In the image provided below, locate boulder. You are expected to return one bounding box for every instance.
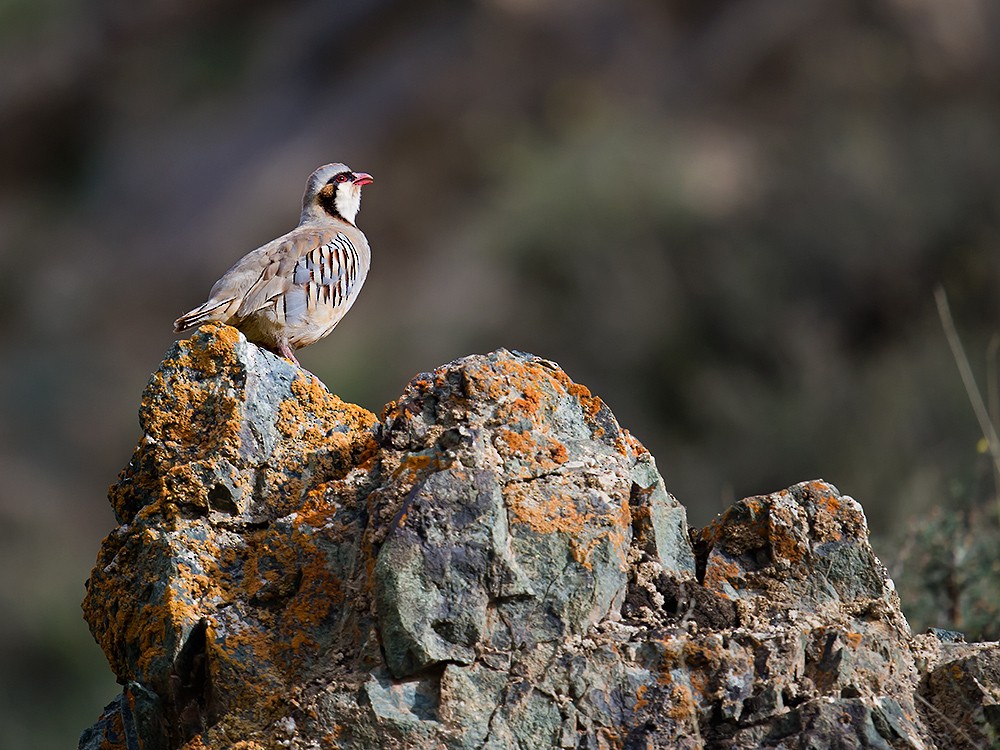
[81,325,1000,749]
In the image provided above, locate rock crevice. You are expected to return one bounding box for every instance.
[81,325,1000,749]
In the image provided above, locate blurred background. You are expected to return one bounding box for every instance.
[2,0,1000,746]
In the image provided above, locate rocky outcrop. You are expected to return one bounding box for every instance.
[81,325,1000,749]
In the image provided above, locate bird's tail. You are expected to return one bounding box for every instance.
[173,299,231,332]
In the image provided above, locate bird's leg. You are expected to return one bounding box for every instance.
[277,342,299,366]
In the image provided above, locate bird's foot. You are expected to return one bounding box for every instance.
[277,343,300,366]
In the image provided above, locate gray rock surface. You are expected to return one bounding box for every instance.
[82,325,1000,749]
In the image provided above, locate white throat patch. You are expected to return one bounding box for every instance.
[335,186,362,224]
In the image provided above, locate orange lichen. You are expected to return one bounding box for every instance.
[321,727,344,747]
[296,487,361,534]
[158,325,243,383]
[768,515,807,566]
[287,551,340,627]
[622,428,648,457]
[496,426,571,478]
[549,442,569,464]
[497,427,537,458]
[139,327,251,460]
[702,558,742,592]
[844,632,863,649]
[565,381,603,419]
[213,622,279,684]
[510,387,544,415]
[506,483,630,570]
[276,373,377,445]
[666,683,698,721]
[398,453,438,476]
[634,683,649,713]
[142,370,242,456]
[683,639,723,670]
[175,561,223,604]
[570,537,601,570]
[507,487,594,537]
[812,493,849,543]
[804,479,833,496]
[481,356,628,452]
[187,324,242,371]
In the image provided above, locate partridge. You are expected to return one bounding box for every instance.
[174,163,373,365]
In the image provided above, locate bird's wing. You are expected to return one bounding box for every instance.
[233,225,365,322]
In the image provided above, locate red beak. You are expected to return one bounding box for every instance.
[352,172,374,186]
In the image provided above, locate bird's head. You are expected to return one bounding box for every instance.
[301,162,374,226]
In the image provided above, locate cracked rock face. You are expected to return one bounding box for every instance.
[81,326,1000,749]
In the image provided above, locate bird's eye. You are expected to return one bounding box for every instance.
[334,173,351,183]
